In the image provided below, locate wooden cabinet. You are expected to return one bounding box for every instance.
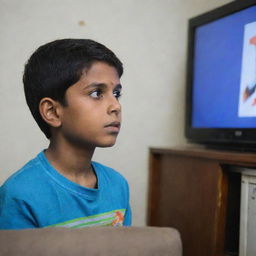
[147,147,256,256]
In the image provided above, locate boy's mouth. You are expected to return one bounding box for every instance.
[104,121,121,133]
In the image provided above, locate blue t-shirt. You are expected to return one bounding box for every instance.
[0,151,131,229]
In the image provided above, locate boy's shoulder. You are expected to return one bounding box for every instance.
[0,152,46,198]
[0,154,129,199]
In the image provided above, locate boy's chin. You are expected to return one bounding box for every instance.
[98,142,116,148]
[97,139,117,148]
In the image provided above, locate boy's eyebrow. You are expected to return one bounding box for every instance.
[83,82,122,90]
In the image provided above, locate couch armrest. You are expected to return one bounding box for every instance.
[0,226,182,256]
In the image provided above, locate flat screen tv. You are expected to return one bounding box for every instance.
[185,0,256,150]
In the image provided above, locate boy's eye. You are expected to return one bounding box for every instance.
[90,90,103,99]
[113,90,122,99]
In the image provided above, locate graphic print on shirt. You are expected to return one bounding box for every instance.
[47,209,126,228]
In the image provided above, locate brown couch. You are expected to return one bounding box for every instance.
[0,226,182,256]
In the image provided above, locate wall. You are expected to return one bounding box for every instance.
[0,0,233,226]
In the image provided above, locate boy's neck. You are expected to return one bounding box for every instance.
[44,138,97,188]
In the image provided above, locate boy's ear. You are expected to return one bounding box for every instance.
[39,97,62,128]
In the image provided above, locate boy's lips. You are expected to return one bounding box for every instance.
[104,121,121,133]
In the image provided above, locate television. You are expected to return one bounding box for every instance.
[185,0,256,151]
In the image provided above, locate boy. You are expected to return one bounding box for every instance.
[0,39,131,229]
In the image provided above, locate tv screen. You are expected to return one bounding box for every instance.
[185,0,256,149]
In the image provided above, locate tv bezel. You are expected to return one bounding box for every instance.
[185,0,256,148]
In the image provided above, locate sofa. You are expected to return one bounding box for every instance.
[0,226,182,256]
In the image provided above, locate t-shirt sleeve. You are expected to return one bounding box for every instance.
[123,177,132,226]
[123,203,132,226]
[0,187,37,230]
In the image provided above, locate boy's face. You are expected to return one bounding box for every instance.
[58,61,122,149]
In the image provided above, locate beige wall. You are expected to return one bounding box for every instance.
[0,0,233,225]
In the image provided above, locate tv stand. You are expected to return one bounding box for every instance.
[147,146,256,256]
[204,143,256,153]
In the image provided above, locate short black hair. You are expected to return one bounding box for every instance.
[23,39,123,139]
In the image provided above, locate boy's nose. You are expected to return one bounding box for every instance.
[107,98,121,115]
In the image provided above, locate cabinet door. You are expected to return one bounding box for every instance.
[240,174,256,256]
[148,154,228,256]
